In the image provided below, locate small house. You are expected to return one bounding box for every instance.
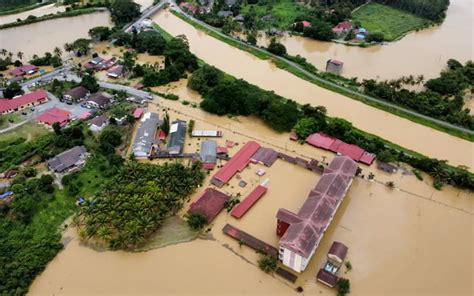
[84,92,113,109]
[188,188,230,223]
[63,86,90,102]
[200,140,217,170]
[132,112,162,158]
[133,107,144,119]
[167,120,187,155]
[234,15,244,22]
[9,65,38,77]
[332,21,352,34]
[326,59,344,75]
[89,115,108,132]
[48,146,88,173]
[89,57,104,65]
[37,107,70,126]
[107,65,124,78]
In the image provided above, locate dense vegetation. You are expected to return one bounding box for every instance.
[110,0,140,26]
[362,60,474,130]
[74,162,205,249]
[374,0,450,21]
[30,51,63,67]
[189,64,474,191]
[0,0,37,10]
[257,254,278,273]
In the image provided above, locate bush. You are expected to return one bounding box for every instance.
[337,278,351,296]
[258,255,277,273]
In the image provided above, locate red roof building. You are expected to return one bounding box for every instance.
[217,146,229,154]
[231,185,267,219]
[0,90,48,114]
[277,156,358,273]
[211,141,261,187]
[133,107,144,119]
[37,107,70,126]
[306,132,375,165]
[332,21,352,33]
[9,65,39,76]
[188,188,230,223]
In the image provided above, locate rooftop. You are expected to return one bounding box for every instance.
[64,86,89,99]
[167,120,187,154]
[132,112,161,158]
[48,146,87,173]
[188,188,230,223]
[279,156,358,258]
[37,107,70,126]
[0,90,48,113]
[90,115,108,127]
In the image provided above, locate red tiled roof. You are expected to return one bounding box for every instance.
[316,269,338,287]
[302,21,311,27]
[328,241,348,263]
[306,132,375,164]
[217,146,228,154]
[133,107,144,119]
[231,185,267,219]
[188,188,230,223]
[0,90,48,113]
[37,107,70,126]
[9,65,38,76]
[202,163,216,170]
[279,156,358,258]
[211,141,261,186]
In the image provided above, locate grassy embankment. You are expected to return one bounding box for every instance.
[352,3,430,41]
[240,0,310,29]
[168,11,474,142]
[0,7,106,30]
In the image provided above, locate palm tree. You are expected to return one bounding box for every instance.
[64,42,73,53]
[17,51,24,60]
[7,52,13,59]
[0,49,7,56]
[54,46,62,57]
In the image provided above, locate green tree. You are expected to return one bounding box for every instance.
[186,212,207,230]
[267,39,287,56]
[80,74,99,93]
[88,26,112,41]
[99,127,122,148]
[294,117,319,139]
[3,81,23,98]
[257,255,277,273]
[303,21,335,41]
[336,278,351,296]
[110,0,141,25]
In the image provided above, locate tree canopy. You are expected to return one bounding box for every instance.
[110,0,141,25]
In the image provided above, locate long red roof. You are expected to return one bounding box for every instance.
[211,141,261,186]
[37,107,70,126]
[231,185,267,219]
[0,90,48,113]
[306,132,375,165]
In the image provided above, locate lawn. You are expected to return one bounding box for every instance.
[0,122,49,142]
[0,113,23,129]
[240,0,310,29]
[352,3,430,41]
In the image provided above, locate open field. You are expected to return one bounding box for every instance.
[352,3,430,41]
[0,122,49,142]
[240,0,310,29]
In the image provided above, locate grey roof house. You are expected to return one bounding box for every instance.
[63,86,90,102]
[167,120,187,155]
[132,112,162,158]
[200,140,217,169]
[85,92,113,109]
[48,146,88,173]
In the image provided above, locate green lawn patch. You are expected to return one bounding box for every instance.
[352,3,430,41]
[240,0,311,29]
[0,122,49,142]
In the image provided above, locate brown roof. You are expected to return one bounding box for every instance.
[316,269,338,287]
[276,208,303,225]
[188,188,230,223]
[250,147,278,167]
[64,86,89,100]
[90,115,108,127]
[87,92,112,107]
[328,241,348,262]
[279,156,358,258]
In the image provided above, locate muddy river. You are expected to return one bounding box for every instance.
[30,94,473,295]
[0,11,111,60]
[260,0,473,81]
[151,10,474,171]
[0,3,66,25]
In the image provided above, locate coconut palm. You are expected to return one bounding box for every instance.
[54,46,62,57]
[17,51,24,60]
[7,52,13,59]
[64,42,73,53]
[0,49,7,56]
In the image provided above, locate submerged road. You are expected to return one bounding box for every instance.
[153,10,474,170]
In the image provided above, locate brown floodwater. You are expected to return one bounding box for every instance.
[30,93,474,295]
[259,0,473,81]
[0,4,65,25]
[134,0,155,12]
[0,11,112,60]
[152,11,474,171]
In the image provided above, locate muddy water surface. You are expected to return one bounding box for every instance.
[260,0,473,81]
[0,4,65,25]
[0,11,112,60]
[134,0,155,11]
[30,91,474,296]
[152,11,474,171]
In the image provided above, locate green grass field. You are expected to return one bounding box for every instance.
[240,0,310,29]
[352,3,430,41]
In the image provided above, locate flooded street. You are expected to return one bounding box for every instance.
[0,11,111,60]
[30,93,474,296]
[152,11,473,171]
[262,0,473,81]
[0,4,65,25]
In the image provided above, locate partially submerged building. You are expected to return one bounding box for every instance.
[316,241,349,287]
[326,59,344,74]
[167,120,187,155]
[200,140,217,170]
[48,146,88,173]
[188,188,230,223]
[276,156,358,273]
[132,112,161,158]
[211,141,261,187]
[250,147,278,167]
[191,130,223,137]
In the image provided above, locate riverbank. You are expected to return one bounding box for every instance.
[0,2,50,16]
[0,7,107,30]
[168,9,474,142]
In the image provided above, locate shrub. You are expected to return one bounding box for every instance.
[258,255,277,273]
[186,212,207,231]
[337,278,351,296]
